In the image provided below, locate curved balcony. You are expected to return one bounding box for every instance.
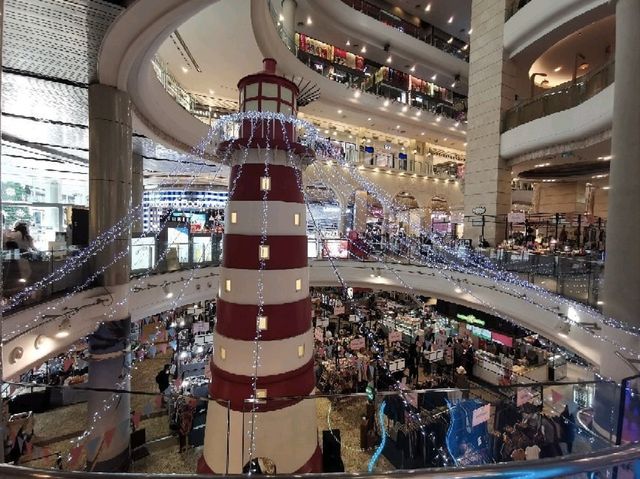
[338,0,469,62]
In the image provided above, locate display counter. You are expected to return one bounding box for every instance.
[473,350,549,385]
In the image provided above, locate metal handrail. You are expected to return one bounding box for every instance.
[502,61,615,132]
[1,441,639,478]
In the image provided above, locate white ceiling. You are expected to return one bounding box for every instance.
[156,0,467,151]
[387,0,472,39]
[530,15,615,87]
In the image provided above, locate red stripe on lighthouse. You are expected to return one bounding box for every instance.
[222,235,308,270]
[215,298,312,341]
[229,164,304,203]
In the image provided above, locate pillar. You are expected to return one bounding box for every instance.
[603,0,640,328]
[86,84,132,471]
[0,0,6,464]
[131,153,144,235]
[353,190,368,234]
[338,199,349,236]
[199,59,321,474]
[280,0,297,51]
[463,0,517,246]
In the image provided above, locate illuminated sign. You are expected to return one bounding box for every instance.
[456,314,485,326]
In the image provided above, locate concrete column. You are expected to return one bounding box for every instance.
[280,0,297,51]
[87,84,132,471]
[0,0,6,464]
[353,190,368,234]
[603,0,640,327]
[463,0,518,246]
[131,153,144,235]
[337,200,349,236]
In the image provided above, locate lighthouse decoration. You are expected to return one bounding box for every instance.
[198,59,322,474]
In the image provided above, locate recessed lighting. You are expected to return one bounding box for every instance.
[410,65,416,72]
[425,3,431,11]
[463,142,467,146]
[436,117,442,122]
[454,122,460,127]
[602,186,610,190]
[454,286,463,294]
[416,111,422,116]
[306,16,312,25]
[443,137,448,141]
[421,132,425,136]
[402,105,408,112]
[361,45,367,53]
[554,66,562,72]
[447,37,453,44]
[598,155,612,160]
[208,89,215,95]
[181,66,189,73]
[346,39,351,46]
[324,129,329,134]
[462,44,468,51]
[468,28,473,34]
[431,74,437,81]
[367,117,372,121]
[451,81,457,88]
[448,16,454,23]
[354,90,361,98]
[383,99,390,107]
[337,109,343,114]
[396,124,400,129]
[278,13,284,21]
[386,55,392,63]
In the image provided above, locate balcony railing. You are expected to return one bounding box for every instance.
[339,0,470,62]
[502,61,615,132]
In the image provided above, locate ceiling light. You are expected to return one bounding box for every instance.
[598,155,612,160]
[354,90,361,98]
[278,13,284,21]
[346,39,351,46]
[421,132,425,136]
[463,142,467,146]
[468,28,473,34]
[443,137,448,141]
[462,44,468,51]
[163,283,173,299]
[447,37,454,44]
[451,81,457,88]
[383,99,390,107]
[361,45,367,53]
[55,318,71,339]
[396,124,400,129]
[454,286,463,294]
[337,109,343,114]
[402,105,408,112]
[454,121,460,127]
[578,62,590,71]
[367,117,372,121]
[597,301,605,305]
[208,89,215,95]
[324,129,329,134]
[425,3,431,11]
[181,66,189,73]
[436,116,442,122]
[410,65,416,72]
[34,335,47,350]
[554,66,562,72]
[448,16,454,23]
[431,74,437,81]
[306,16,312,25]
[416,111,422,116]
[386,55,392,63]
[602,186,610,190]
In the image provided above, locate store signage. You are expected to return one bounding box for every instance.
[472,404,491,427]
[389,331,402,343]
[192,322,209,334]
[456,314,485,326]
[350,337,366,350]
[491,332,514,348]
[517,387,534,407]
[508,212,526,224]
[468,325,491,340]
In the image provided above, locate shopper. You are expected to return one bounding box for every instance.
[560,405,576,453]
[156,364,171,403]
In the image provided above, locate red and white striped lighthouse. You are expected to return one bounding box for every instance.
[198,59,322,474]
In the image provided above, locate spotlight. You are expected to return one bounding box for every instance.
[55,318,71,338]
[163,283,173,299]
[454,286,463,294]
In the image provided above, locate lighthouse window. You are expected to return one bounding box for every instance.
[230,211,238,224]
[295,278,302,291]
[297,344,305,358]
[259,245,270,260]
[258,315,268,330]
[282,88,293,104]
[282,104,292,115]
[225,279,232,292]
[244,100,258,112]
[262,82,278,98]
[262,100,278,113]
[220,347,226,360]
[260,176,271,191]
[256,389,268,399]
[293,213,301,226]
[246,83,259,99]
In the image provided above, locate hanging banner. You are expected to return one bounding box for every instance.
[517,387,534,407]
[350,337,366,350]
[388,331,402,343]
[472,404,491,427]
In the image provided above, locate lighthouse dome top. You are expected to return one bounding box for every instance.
[237,58,299,116]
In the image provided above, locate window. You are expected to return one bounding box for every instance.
[295,278,302,291]
[258,315,268,331]
[220,347,226,360]
[297,344,305,358]
[260,176,271,191]
[256,389,267,399]
[259,245,270,260]
[225,279,232,292]
[262,100,278,113]
[230,211,238,224]
[244,100,258,112]
[246,83,259,98]
[282,88,294,104]
[293,213,301,226]
[262,82,278,98]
